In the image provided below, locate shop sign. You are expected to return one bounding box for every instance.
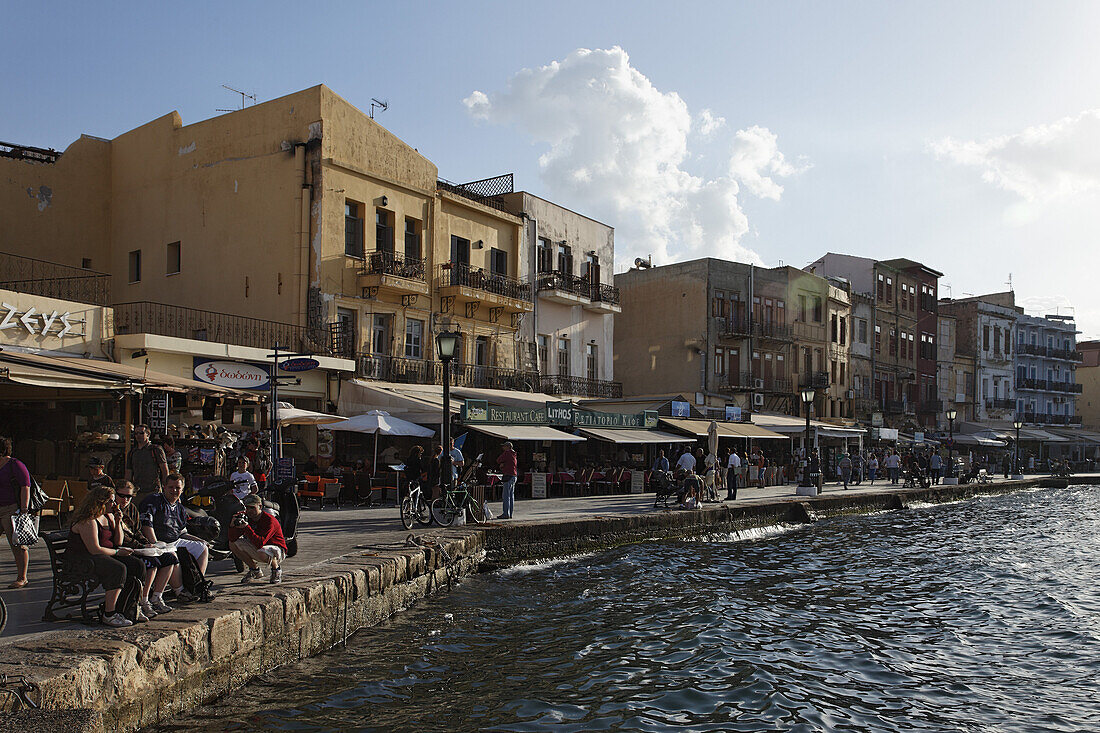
[276,457,295,481]
[465,399,656,429]
[193,359,270,390]
[914,431,925,443]
[531,473,548,499]
[280,358,319,373]
[0,303,80,338]
[463,399,547,424]
[671,400,690,417]
[725,405,742,422]
[871,412,884,427]
[144,391,169,433]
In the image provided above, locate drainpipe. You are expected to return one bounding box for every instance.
[748,264,755,407]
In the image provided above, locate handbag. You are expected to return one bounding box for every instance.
[11,511,39,546]
[27,476,49,515]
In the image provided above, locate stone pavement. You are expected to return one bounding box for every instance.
[0,473,1089,643]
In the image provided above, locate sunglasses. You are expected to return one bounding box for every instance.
[116,493,134,499]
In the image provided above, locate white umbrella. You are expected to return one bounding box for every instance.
[275,401,347,426]
[327,410,435,470]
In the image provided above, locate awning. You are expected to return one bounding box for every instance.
[468,424,585,442]
[952,433,1007,447]
[1,359,126,390]
[338,379,452,425]
[576,427,694,444]
[1047,428,1100,444]
[750,412,866,437]
[659,418,788,440]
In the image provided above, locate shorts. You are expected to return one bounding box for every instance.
[231,537,285,565]
[176,537,208,560]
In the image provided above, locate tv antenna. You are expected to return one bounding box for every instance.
[1006,272,1013,292]
[216,85,257,113]
[370,98,389,119]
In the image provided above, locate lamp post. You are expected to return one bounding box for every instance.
[1013,418,1024,479]
[436,331,460,493]
[798,388,816,495]
[943,409,957,484]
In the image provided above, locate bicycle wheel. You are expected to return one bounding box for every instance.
[400,496,417,530]
[0,594,7,636]
[431,496,459,526]
[415,495,433,526]
[465,495,485,524]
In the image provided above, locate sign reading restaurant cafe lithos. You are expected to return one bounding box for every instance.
[462,399,658,429]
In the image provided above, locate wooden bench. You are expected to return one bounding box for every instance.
[42,530,101,623]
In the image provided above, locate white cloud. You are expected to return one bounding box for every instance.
[462,46,801,268]
[931,110,1100,215]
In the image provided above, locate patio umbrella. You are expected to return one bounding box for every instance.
[275,401,347,426]
[707,420,719,458]
[328,409,435,470]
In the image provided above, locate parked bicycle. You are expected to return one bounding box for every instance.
[400,481,433,530]
[431,454,487,526]
[0,592,7,635]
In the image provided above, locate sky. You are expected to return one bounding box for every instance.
[4,1,1100,337]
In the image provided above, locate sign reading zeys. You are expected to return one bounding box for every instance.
[192,359,270,390]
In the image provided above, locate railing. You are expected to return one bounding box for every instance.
[855,398,879,414]
[330,320,355,358]
[539,374,623,398]
[717,317,752,337]
[0,251,110,306]
[884,400,905,414]
[355,353,542,391]
[985,398,1014,410]
[1017,377,1047,390]
[727,372,792,393]
[1020,413,1083,426]
[356,354,433,383]
[1019,343,1084,361]
[0,141,61,164]
[114,301,326,353]
[717,318,792,341]
[437,177,514,214]
[1046,381,1084,394]
[591,282,621,306]
[918,399,943,413]
[360,251,426,282]
[801,371,830,389]
[536,270,589,299]
[437,263,533,303]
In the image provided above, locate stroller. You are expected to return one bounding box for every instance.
[651,470,679,509]
[903,463,931,489]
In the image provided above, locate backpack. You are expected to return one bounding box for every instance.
[176,547,216,602]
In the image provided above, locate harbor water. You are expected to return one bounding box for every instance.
[158,485,1100,732]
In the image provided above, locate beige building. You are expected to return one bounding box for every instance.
[1,86,547,402]
[1077,341,1100,429]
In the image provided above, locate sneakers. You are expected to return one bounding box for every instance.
[135,606,151,623]
[270,567,282,584]
[103,612,133,628]
[150,598,173,614]
[241,567,263,583]
[174,588,197,603]
[140,601,158,619]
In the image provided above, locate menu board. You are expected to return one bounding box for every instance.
[531,472,548,499]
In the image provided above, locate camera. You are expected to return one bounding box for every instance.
[231,511,248,528]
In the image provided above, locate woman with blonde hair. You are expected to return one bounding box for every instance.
[66,485,147,626]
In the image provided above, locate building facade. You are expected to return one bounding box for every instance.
[938,294,1017,423]
[1013,309,1081,426]
[936,314,976,425]
[1078,341,1100,429]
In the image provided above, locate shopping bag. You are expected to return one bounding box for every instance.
[11,511,40,546]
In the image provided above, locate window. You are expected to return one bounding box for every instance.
[1005,333,1011,355]
[587,343,599,380]
[798,294,808,322]
[490,248,508,276]
[858,319,868,344]
[475,336,489,367]
[450,235,470,266]
[536,237,553,273]
[812,296,822,323]
[371,314,391,356]
[885,277,893,304]
[166,241,181,275]
[713,290,726,318]
[889,328,897,357]
[714,348,725,375]
[344,201,364,257]
[583,253,600,284]
[994,328,1001,354]
[815,348,824,372]
[404,318,423,359]
[557,244,573,274]
[558,337,571,377]
[731,292,744,326]
[874,324,881,354]
[840,317,847,345]
[376,209,394,253]
[983,325,990,351]
[81,257,92,269]
[877,273,885,301]
[830,314,838,343]
[334,308,356,356]
[777,299,786,325]
[840,362,846,385]
[404,218,421,260]
[537,334,549,374]
[803,347,812,375]
[128,250,141,283]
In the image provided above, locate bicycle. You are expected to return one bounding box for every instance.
[431,482,486,526]
[400,481,433,530]
[0,593,6,635]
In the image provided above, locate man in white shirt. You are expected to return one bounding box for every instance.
[675,448,697,474]
[229,456,259,501]
[726,450,742,500]
[448,438,464,485]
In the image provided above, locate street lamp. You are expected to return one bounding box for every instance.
[1013,418,1024,478]
[799,388,815,490]
[946,409,957,481]
[436,331,461,493]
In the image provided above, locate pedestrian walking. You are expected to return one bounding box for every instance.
[929,451,942,485]
[0,436,32,589]
[127,425,168,502]
[497,441,518,519]
[839,452,852,489]
[726,449,741,500]
[867,454,879,485]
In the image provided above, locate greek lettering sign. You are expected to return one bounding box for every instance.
[193,359,270,390]
[279,357,319,373]
[0,302,80,338]
[465,399,658,429]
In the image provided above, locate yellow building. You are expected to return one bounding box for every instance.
[1,86,535,394]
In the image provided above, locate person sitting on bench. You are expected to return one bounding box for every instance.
[67,485,148,626]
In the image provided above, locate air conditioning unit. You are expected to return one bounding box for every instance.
[753,393,764,406]
[955,393,966,403]
[754,379,765,390]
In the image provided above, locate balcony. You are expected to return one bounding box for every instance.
[583,282,622,314]
[356,353,540,391]
[114,301,327,353]
[800,371,830,389]
[1016,377,1047,391]
[358,251,429,298]
[717,317,752,338]
[855,398,879,415]
[985,398,1015,411]
[884,400,905,414]
[918,399,943,413]
[539,374,623,398]
[1020,413,1082,426]
[356,354,432,383]
[1047,381,1084,394]
[536,270,590,305]
[437,263,533,318]
[0,250,110,306]
[721,373,792,394]
[1018,343,1084,362]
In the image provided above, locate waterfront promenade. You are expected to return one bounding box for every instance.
[0,473,1083,643]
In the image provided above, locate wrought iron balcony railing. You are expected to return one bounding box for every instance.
[114,301,326,353]
[539,374,623,398]
[591,282,621,306]
[360,251,426,281]
[985,398,1015,410]
[355,353,541,391]
[884,400,906,414]
[536,270,589,298]
[437,263,533,303]
[0,250,110,306]
[801,371,830,389]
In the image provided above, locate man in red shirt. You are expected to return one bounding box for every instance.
[496,441,518,519]
[229,494,287,584]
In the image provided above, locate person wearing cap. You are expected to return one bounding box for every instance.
[496,441,518,519]
[229,494,287,584]
[88,456,115,490]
